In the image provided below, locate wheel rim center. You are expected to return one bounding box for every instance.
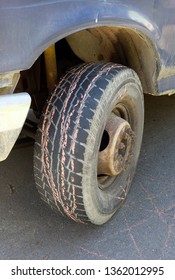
[98,113,135,176]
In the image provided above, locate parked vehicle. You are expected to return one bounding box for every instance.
[0,0,175,225]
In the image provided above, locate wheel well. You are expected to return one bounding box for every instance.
[66,26,159,94]
[17,25,159,115]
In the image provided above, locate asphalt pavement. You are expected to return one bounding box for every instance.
[0,94,175,260]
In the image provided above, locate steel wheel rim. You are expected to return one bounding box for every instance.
[97,100,135,190]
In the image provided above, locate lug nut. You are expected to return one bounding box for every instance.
[119,143,125,150]
[123,132,129,140]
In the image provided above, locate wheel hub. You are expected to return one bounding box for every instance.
[98,113,135,176]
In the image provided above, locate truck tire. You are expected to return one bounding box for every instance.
[34,62,144,225]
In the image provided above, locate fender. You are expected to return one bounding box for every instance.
[0,0,175,94]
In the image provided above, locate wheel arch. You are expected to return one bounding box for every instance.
[65,26,160,95]
[39,24,160,95]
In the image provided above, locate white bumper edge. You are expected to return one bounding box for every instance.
[0,92,31,161]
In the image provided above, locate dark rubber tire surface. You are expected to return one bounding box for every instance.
[34,62,144,225]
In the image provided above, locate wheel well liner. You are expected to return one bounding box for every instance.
[66,26,159,94]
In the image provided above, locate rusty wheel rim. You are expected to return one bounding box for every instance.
[98,103,135,190]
